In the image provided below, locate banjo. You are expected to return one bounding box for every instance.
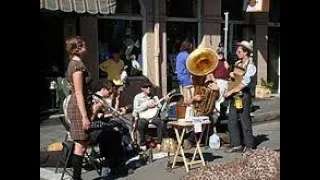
[138,89,176,120]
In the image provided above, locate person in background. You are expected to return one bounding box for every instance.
[208,49,230,119]
[99,48,126,110]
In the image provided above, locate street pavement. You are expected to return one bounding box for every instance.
[40,120,280,180]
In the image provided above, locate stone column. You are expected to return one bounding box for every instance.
[79,16,99,80]
[141,0,155,83]
[199,0,222,49]
[253,13,269,84]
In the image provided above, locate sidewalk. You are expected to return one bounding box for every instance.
[40,96,280,179]
[40,120,280,180]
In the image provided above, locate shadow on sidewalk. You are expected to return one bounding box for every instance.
[255,134,269,147]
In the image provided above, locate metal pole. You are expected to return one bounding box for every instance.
[197,0,202,47]
[224,12,229,59]
[278,56,280,94]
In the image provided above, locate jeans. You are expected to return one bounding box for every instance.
[137,117,167,146]
[227,92,255,148]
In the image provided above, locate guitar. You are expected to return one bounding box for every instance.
[138,89,176,120]
[92,93,132,116]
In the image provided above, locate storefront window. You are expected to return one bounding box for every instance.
[166,22,198,76]
[166,0,197,17]
[98,19,143,78]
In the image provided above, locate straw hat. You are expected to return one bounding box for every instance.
[237,40,253,52]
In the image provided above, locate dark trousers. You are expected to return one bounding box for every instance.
[98,129,124,170]
[227,92,255,148]
[137,118,167,146]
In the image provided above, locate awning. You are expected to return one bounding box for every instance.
[40,0,117,14]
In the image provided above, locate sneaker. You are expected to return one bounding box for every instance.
[224,145,243,153]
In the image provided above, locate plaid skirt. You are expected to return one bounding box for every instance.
[66,95,92,141]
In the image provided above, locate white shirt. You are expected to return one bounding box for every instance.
[242,63,257,86]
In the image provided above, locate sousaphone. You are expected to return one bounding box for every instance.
[186,48,219,116]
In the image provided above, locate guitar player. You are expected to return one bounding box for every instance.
[91,80,134,179]
[133,80,169,151]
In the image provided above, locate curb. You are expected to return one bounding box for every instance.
[252,111,280,123]
[219,111,280,125]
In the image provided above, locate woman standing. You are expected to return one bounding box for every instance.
[65,36,100,180]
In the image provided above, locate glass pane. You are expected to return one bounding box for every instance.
[98,19,143,78]
[166,0,197,18]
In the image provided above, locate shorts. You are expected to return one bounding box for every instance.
[179,85,194,101]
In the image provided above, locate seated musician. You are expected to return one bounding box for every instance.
[90,80,133,179]
[133,80,169,151]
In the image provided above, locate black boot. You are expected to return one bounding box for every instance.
[72,154,84,180]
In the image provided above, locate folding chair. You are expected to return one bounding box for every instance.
[55,96,102,180]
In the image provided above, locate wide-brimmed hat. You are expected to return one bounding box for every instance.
[237,40,253,52]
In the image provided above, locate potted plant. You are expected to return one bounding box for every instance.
[255,78,274,98]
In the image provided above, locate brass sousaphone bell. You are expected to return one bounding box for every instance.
[186,48,219,77]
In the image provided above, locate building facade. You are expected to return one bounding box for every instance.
[40,0,280,108]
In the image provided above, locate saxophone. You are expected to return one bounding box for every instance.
[186,48,220,116]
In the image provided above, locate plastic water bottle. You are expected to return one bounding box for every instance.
[209,134,220,149]
[185,106,194,119]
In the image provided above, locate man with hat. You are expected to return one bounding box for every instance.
[132,79,168,150]
[223,40,257,153]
